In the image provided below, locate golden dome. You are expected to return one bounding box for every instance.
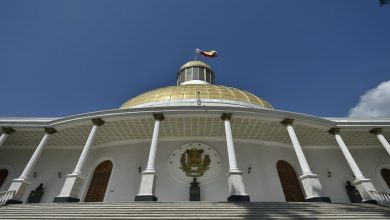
[120,84,273,109]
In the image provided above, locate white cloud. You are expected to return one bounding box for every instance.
[349,81,390,118]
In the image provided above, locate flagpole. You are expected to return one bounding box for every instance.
[194,49,198,61]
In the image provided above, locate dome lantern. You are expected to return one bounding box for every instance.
[176,61,215,85]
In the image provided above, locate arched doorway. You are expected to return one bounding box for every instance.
[381,168,390,189]
[0,169,8,188]
[276,160,305,202]
[85,160,113,202]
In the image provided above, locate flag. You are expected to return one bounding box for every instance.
[196,49,218,58]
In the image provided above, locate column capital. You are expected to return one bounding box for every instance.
[153,113,165,121]
[281,118,294,126]
[369,128,382,135]
[92,118,105,126]
[328,128,340,135]
[221,113,232,121]
[44,127,57,135]
[2,127,15,135]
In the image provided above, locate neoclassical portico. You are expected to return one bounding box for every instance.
[221,113,250,201]
[329,128,377,203]
[1,60,390,204]
[135,113,164,201]
[7,127,57,204]
[281,118,330,202]
[54,118,105,203]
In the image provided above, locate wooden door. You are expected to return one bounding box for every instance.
[381,168,390,188]
[276,160,305,202]
[0,169,8,188]
[85,160,113,202]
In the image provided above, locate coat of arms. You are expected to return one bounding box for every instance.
[180,148,211,177]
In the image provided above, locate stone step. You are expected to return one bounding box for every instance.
[1,202,389,219]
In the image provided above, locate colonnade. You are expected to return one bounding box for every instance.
[1,114,390,203]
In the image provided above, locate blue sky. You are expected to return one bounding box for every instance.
[0,1,389,117]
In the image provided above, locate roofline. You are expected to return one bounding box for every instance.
[0,107,389,129]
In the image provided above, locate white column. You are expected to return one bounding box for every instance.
[135,113,164,201]
[7,127,56,203]
[72,125,99,175]
[224,119,239,171]
[370,128,390,156]
[332,129,364,179]
[145,118,161,171]
[281,119,330,202]
[282,119,312,175]
[221,113,249,201]
[19,133,50,180]
[54,118,104,202]
[0,127,15,147]
[329,128,376,203]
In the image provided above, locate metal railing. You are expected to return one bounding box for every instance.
[0,190,15,207]
[370,190,390,207]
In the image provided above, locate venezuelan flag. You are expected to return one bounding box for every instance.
[196,49,218,58]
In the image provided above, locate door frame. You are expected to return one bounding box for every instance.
[276,159,305,202]
[81,157,115,202]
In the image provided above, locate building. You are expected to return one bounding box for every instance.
[1,60,390,204]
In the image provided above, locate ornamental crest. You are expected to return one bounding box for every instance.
[180,148,211,177]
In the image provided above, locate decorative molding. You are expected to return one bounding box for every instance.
[2,127,15,135]
[221,113,232,121]
[328,128,340,135]
[44,127,57,135]
[92,118,105,126]
[153,113,165,121]
[369,128,382,135]
[281,118,294,126]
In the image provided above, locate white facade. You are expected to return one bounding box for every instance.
[1,61,390,204]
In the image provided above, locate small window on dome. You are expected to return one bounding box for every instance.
[193,67,199,80]
[206,70,211,83]
[186,68,192,81]
[199,68,205,81]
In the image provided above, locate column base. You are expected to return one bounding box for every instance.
[7,178,31,202]
[54,173,84,202]
[353,178,376,202]
[6,199,23,204]
[135,195,158,201]
[227,170,249,196]
[305,197,331,203]
[362,199,377,204]
[299,173,330,202]
[227,195,250,202]
[53,196,80,203]
[135,170,157,201]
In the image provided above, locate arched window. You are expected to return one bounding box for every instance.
[0,169,8,188]
[381,168,390,189]
[276,160,305,202]
[84,160,113,202]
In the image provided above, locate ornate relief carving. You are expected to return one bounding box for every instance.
[44,127,57,135]
[153,113,165,121]
[168,142,221,185]
[281,118,294,126]
[328,128,340,135]
[2,127,15,135]
[92,118,105,126]
[369,128,382,135]
[180,148,211,177]
[221,113,232,121]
